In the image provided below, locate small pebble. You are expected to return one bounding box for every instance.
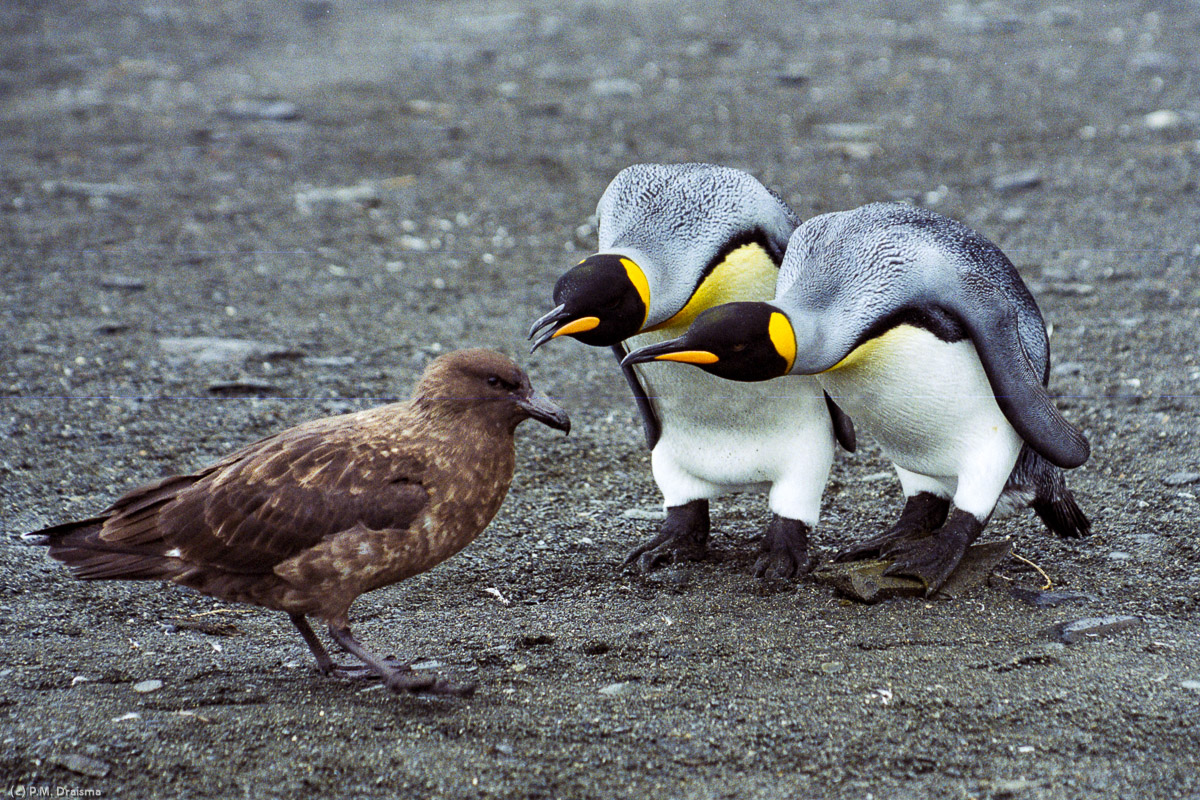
[49,753,111,778]
[99,275,147,290]
[1180,681,1200,692]
[827,141,881,161]
[1163,471,1200,487]
[410,660,443,670]
[1143,109,1183,130]
[999,206,1027,223]
[1051,361,1084,377]
[112,712,142,722]
[599,681,635,696]
[1107,551,1133,562]
[820,661,845,674]
[133,679,164,693]
[1011,588,1095,608]
[294,183,380,213]
[813,122,881,140]
[991,169,1042,193]
[1050,616,1143,644]
[206,381,281,397]
[44,180,141,201]
[622,508,667,521]
[159,336,278,365]
[590,78,642,98]
[226,99,300,121]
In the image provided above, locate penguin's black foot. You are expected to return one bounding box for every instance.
[753,515,813,581]
[883,509,985,596]
[834,492,951,563]
[624,499,710,574]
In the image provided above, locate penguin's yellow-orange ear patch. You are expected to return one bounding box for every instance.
[552,316,601,338]
[619,258,651,328]
[768,312,796,373]
[653,350,719,365]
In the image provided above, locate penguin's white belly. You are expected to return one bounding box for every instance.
[630,328,834,521]
[816,325,1022,486]
[647,363,828,485]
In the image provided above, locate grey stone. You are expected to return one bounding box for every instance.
[99,275,147,290]
[590,78,642,98]
[622,508,667,521]
[43,180,142,201]
[294,183,381,213]
[226,99,301,121]
[49,753,111,778]
[1143,109,1183,130]
[206,380,281,397]
[1051,361,1084,377]
[813,122,881,140]
[1049,616,1143,644]
[599,681,635,696]
[1010,588,1096,608]
[991,169,1042,193]
[159,336,279,365]
[1163,471,1200,487]
[133,679,163,693]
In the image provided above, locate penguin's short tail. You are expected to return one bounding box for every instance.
[1009,445,1091,538]
[1032,489,1091,538]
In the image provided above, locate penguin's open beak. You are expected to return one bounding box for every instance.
[516,391,572,434]
[621,339,719,367]
[528,305,600,353]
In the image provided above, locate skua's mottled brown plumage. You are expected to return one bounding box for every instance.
[33,348,570,695]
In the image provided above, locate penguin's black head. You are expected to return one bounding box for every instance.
[621,301,795,382]
[528,254,650,351]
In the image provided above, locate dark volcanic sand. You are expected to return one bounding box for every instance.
[2,1,1198,798]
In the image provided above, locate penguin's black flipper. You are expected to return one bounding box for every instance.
[824,392,856,453]
[611,342,662,450]
[950,280,1090,470]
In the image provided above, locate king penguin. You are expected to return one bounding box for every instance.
[622,201,1090,594]
[528,163,854,579]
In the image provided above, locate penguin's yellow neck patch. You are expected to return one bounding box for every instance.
[768,312,796,373]
[643,242,778,333]
[621,258,651,329]
[823,324,922,373]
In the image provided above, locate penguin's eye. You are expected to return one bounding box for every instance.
[731,343,748,353]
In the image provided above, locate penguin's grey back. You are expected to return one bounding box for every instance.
[778,202,1051,382]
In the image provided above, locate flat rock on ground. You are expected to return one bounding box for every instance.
[2,1,1199,799]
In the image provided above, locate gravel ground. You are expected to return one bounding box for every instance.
[2,1,1198,798]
